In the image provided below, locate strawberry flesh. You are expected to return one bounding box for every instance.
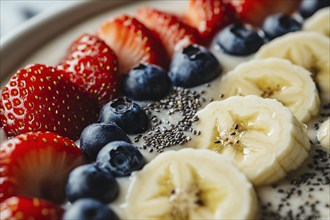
[185,0,237,45]
[231,0,301,27]
[0,132,84,203]
[97,15,168,74]
[0,196,64,220]
[136,7,201,58]
[58,34,119,107]
[0,64,99,140]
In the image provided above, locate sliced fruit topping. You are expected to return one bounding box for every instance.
[262,13,302,40]
[215,23,265,56]
[256,32,330,102]
[0,196,64,220]
[303,7,330,37]
[0,96,3,128]
[97,141,145,177]
[0,132,84,203]
[97,15,168,74]
[98,97,149,134]
[192,95,311,185]
[185,0,237,44]
[317,118,330,149]
[300,0,330,18]
[125,148,258,219]
[231,0,301,27]
[0,64,99,140]
[169,44,222,88]
[217,58,320,123]
[63,198,119,220]
[136,7,201,58]
[123,63,172,101]
[57,34,119,107]
[80,122,130,160]
[66,164,119,203]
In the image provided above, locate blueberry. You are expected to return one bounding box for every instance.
[300,0,330,18]
[169,44,222,88]
[80,123,130,160]
[123,63,172,101]
[98,97,149,134]
[66,164,119,203]
[216,23,265,56]
[63,198,119,220]
[96,141,145,177]
[262,13,301,40]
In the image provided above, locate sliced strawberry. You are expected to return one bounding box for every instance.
[0,132,84,203]
[136,7,201,58]
[57,34,119,106]
[185,0,237,45]
[0,196,64,220]
[0,95,3,128]
[231,0,301,27]
[97,15,168,74]
[0,64,99,140]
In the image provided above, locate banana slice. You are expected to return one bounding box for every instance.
[217,58,320,123]
[303,7,330,37]
[191,95,311,186]
[256,31,330,102]
[126,148,258,220]
[317,118,330,149]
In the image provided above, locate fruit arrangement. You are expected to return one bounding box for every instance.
[0,0,329,219]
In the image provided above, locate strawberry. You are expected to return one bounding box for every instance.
[231,0,301,27]
[0,132,84,203]
[58,34,119,106]
[185,0,237,45]
[97,15,168,74]
[0,64,99,140]
[0,196,64,220]
[0,96,3,128]
[136,7,201,58]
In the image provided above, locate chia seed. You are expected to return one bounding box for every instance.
[133,87,209,153]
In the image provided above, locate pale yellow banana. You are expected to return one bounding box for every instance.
[191,95,311,186]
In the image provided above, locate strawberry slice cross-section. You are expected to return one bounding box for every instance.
[0,64,99,140]
[0,132,84,204]
[185,0,237,45]
[136,7,201,58]
[231,0,301,27]
[58,34,119,107]
[97,15,168,74]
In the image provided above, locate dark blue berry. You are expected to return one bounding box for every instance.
[66,164,119,203]
[169,44,222,88]
[123,63,172,101]
[300,0,330,18]
[216,23,265,56]
[80,123,130,160]
[262,13,302,40]
[63,198,120,220]
[98,97,149,134]
[96,141,145,177]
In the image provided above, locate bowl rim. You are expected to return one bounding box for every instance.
[0,0,132,83]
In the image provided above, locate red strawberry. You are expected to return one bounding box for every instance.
[0,196,64,220]
[0,96,3,128]
[58,34,119,106]
[185,0,237,45]
[231,0,301,26]
[97,15,168,74]
[0,64,99,140]
[0,132,84,203]
[136,7,201,58]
